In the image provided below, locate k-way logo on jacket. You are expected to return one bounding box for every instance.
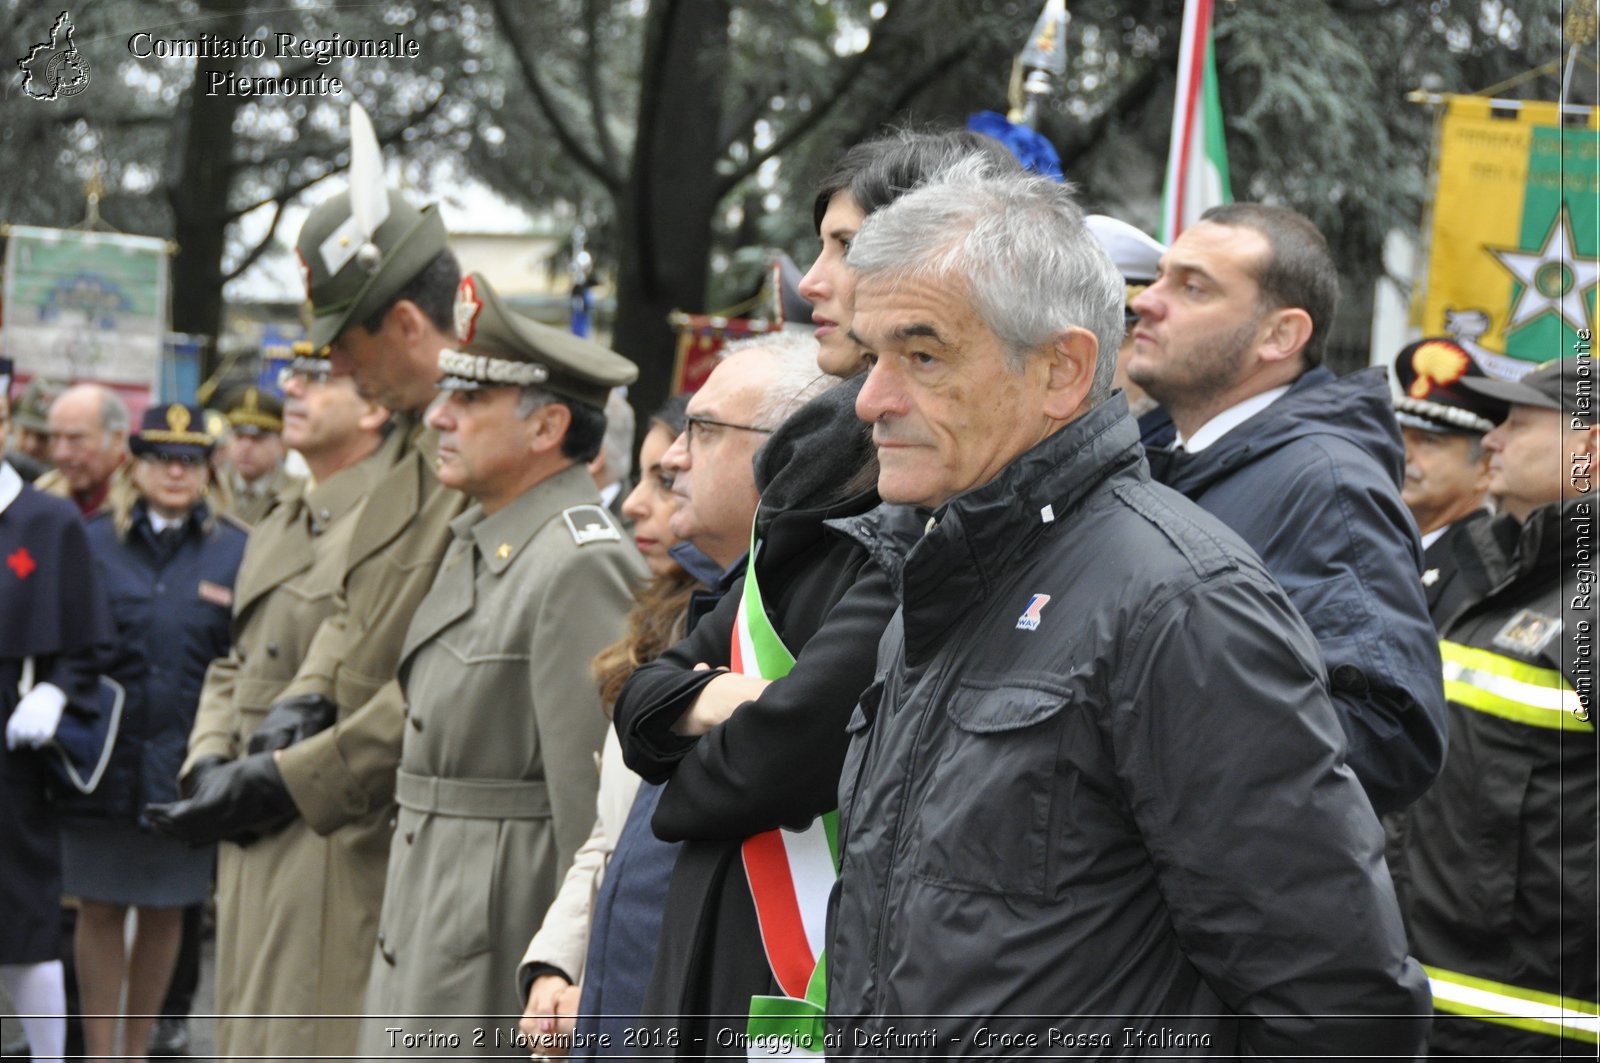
[1016,593,1052,631]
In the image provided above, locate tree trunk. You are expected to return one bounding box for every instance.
[610,0,732,425]
[165,0,246,381]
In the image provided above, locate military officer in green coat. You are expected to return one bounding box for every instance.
[218,385,301,526]
[148,108,477,1055]
[359,273,644,1056]
[178,352,391,1058]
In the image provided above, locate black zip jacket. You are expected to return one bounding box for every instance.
[827,397,1430,1058]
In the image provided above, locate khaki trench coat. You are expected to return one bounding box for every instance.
[182,443,386,1059]
[275,416,469,830]
[230,465,303,527]
[359,464,643,1057]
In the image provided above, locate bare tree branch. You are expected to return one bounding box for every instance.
[222,196,287,282]
[582,0,622,175]
[489,0,623,193]
[712,0,907,194]
[228,90,448,175]
[223,163,343,224]
[1054,39,1178,160]
[830,36,981,158]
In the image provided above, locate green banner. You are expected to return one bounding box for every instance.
[3,225,169,385]
[1420,98,1598,374]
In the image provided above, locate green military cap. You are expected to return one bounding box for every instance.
[13,375,69,432]
[220,384,285,435]
[439,273,638,410]
[204,407,232,447]
[294,188,450,353]
[1463,355,1593,414]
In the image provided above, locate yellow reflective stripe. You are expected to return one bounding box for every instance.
[1425,966,1600,1044]
[1439,641,1591,732]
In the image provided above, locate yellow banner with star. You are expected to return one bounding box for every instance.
[1419,97,1598,375]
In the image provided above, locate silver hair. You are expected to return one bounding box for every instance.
[99,387,131,438]
[846,158,1125,401]
[600,389,635,482]
[515,386,555,419]
[720,331,838,430]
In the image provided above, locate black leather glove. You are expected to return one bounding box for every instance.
[179,754,230,799]
[145,752,298,847]
[247,693,338,756]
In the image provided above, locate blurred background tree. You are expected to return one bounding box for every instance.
[0,0,1584,415]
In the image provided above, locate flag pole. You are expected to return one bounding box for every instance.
[1159,0,1232,244]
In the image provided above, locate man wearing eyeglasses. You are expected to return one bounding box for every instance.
[660,343,794,574]
[170,351,391,1060]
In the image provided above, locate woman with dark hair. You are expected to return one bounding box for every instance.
[61,404,246,1063]
[516,397,706,1057]
[614,128,1024,1056]
[802,128,1020,378]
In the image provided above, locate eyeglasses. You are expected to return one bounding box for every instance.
[138,452,209,468]
[277,365,333,388]
[684,414,772,448]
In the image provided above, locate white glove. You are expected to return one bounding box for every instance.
[7,682,68,750]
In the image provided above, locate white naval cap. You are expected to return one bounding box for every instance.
[1084,214,1166,283]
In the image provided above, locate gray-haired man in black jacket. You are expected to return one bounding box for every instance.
[827,162,1430,1058]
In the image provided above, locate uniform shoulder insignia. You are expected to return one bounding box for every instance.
[561,504,622,546]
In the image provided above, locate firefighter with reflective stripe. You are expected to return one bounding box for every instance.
[1392,357,1598,1054]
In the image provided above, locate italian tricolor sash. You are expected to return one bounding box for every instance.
[735,528,838,1058]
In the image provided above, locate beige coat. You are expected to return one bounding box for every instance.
[359,464,644,1057]
[275,417,469,832]
[205,415,461,1059]
[230,465,303,527]
[182,445,385,1060]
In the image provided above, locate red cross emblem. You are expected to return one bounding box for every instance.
[7,547,36,580]
[454,276,484,343]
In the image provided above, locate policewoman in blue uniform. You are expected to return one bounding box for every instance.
[58,403,246,1062]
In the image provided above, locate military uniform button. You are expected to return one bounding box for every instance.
[266,642,279,658]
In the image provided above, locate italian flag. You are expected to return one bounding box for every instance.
[1159,0,1232,244]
